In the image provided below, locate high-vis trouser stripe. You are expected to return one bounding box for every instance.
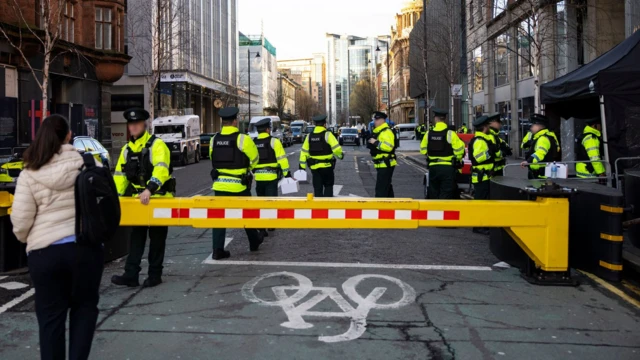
[153,208,460,221]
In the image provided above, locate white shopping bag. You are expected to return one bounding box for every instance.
[293,169,309,183]
[544,163,568,179]
[278,177,300,194]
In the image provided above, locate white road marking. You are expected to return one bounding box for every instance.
[0,288,35,315]
[354,156,359,173]
[349,194,362,198]
[0,282,29,290]
[242,272,416,343]
[201,259,492,271]
[333,185,343,196]
[0,276,7,281]
[287,151,296,157]
[173,167,186,171]
[224,237,233,248]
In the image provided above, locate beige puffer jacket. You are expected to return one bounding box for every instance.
[11,144,100,252]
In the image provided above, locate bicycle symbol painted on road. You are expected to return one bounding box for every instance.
[241,272,416,343]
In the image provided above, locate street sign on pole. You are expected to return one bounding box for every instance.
[451,84,463,97]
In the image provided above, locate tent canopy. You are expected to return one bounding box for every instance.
[541,30,640,105]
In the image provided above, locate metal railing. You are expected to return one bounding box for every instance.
[504,160,613,186]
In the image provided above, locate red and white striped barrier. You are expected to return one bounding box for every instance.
[153,208,460,221]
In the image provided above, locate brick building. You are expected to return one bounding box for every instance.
[0,0,129,151]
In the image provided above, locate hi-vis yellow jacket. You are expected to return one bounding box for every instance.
[254,132,290,182]
[209,126,259,193]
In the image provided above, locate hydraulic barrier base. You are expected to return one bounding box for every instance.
[120,193,571,278]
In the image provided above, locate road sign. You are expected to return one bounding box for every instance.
[451,84,463,97]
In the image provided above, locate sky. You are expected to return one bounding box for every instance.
[238,0,407,60]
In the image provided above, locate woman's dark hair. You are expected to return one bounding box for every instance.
[23,114,71,170]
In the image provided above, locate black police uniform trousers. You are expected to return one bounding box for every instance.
[125,226,168,280]
[212,189,262,249]
[28,243,104,360]
[256,179,279,197]
[311,167,335,197]
[375,166,395,198]
[428,165,457,199]
[474,179,491,200]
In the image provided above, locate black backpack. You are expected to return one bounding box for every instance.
[75,153,121,246]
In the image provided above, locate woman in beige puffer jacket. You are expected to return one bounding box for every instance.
[11,115,103,360]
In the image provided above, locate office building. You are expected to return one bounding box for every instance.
[238,32,278,122]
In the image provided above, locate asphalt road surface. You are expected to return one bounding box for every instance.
[1,141,639,360]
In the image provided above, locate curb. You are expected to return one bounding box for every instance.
[399,153,426,168]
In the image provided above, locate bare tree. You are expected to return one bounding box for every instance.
[0,0,69,118]
[349,79,378,125]
[295,90,315,121]
[126,0,185,120]
[274,80,290,118]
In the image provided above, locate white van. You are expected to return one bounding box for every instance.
[152,114,201,166]
[397,123,418,140]
[248,116,283,142]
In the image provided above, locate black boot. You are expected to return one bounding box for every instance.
[260,229,269,237]
[111,275,140,287]
[213,249,231,260]
[267,228,275,232]
[250,232,265,252]
[142,277,163,288]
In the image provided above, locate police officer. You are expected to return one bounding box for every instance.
[210,107,263,260]
[420,108,465,199]
[469,115,497,235]
[487,114,512,176]
[300,114,343,197]
[111,108,174,288]
[254,117,291,196]
[368,111,397,198]
[521,130,533,154]
[576,117,606,180]
[416,122,428,141]
[457,123,469,134]
[520,114,559,179]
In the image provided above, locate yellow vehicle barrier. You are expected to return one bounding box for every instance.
[120,193,570,274]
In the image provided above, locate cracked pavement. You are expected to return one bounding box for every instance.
[0,142,639,359]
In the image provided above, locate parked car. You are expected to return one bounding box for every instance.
[199,133,216,159]
[338,127,360,146]
[396,123,417,140]
[72,136,111,169]
[290,120,308,143]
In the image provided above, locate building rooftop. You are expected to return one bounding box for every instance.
[239,33,276,57]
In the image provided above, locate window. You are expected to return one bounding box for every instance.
[517,18,534,80]
[469,1,474,28]
[62,1,74,42]
[493,0,508,18]
[494,33,510,87]
[95,7,112,50]
[473,47,483,92]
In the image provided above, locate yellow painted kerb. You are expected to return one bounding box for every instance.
[599,260,623,271]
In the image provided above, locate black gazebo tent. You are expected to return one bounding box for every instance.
[541,30,640,171]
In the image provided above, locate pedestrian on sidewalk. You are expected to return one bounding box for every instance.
[368,112,397,198]
[11,115,104,360]
[299,114,343,197]
[209,107,264,260]
[111,108,175,288]
[254,117,291,236]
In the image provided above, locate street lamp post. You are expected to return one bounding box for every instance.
[247,49,261,122]
[375,40,391,113]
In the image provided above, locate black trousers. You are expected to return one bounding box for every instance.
[28,243,104,360]
[311,167,335,197]
[428,165,457,199]
[124,226,168,279]
[375,166,395,198]
[256,180,278,197]
[474,180,491,200]
[212,190,262,249]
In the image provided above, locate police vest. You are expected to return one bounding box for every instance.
[211,133,249,170]
[255,136,277,165]
[124,135,158,187]
[369,128,398,158]
[468,136,497,167]
[308,131,332,156]
[426,129,454,158]
[526,133,558,164]
[575,132,603,173]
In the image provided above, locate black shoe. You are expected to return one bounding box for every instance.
[472,228,491,236]
[260,229,269,237]
[267,228,275,232]
[250,232,265,252]
[142,277,162,288]
[111,275,140,287]
[213,249,231,260]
